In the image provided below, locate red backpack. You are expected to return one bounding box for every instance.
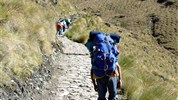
[56,22,62,29]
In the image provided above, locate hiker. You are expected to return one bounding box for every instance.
[61,19,67,32]
[64,18,71,29]
[56,18,63,35]
[85,31,122,100]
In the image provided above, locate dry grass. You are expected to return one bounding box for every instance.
[118,31,178,100]
[65,13,178,99]
[69,0,178,55]
[0,0,178,99]
[67,0,178,99]
[65,14,111,43]
[0,0,76,88]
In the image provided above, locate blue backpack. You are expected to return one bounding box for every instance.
[91,32,119,77]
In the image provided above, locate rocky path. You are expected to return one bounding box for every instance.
[34,36,127,100]
[34,36,98,100]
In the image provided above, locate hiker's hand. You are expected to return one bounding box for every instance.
[117,79,122,89]
[94,84,98,92]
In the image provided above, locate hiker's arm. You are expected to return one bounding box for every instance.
[116,63,122,88]
[91,70,97,91]
[117,63,122,80]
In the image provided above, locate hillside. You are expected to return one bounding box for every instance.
[69,0,178,56]
[0,0,76,99]
[0,0,178,100]
[68,0,178,99]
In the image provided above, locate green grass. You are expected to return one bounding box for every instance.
[65,14,114,44]
[65,15,94,43]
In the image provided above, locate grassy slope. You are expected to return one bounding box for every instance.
[66,0,178,100]
[119,29,178,100]
[0,0,76,87]
[65,14,112,43]
[66,16,178,99]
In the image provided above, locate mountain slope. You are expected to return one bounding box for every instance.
[0,0,178,100]
[0,0,76,99]
[68,0,178,55]
[67,0,178,99]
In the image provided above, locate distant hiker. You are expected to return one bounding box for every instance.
[64,18,71,29]
[61,19,67,32]
[56,18,63,36]
[56,17,70,35]
[85,31,122,100]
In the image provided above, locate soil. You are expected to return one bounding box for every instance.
[68,0,178,56]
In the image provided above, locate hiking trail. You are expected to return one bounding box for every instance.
[33,15,127,99]
[33,34,127,100]
[34,36,98,100]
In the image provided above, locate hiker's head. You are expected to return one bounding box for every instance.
[58,18,62,21]
[110,33,121,44]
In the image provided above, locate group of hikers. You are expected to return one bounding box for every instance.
[85,31,122,100]
[56,17,71,36]
[56,17,122,99]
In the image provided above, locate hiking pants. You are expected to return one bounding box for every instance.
[66,22,70,29]
[56,28,62,35]
[96,76,118,100]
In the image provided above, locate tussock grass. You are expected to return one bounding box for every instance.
[0,0,76,88]
[119,54,178,100]
[65,10,178,99]
[118,32,178,100]
[64,11,177,99]
[65,14,113,44]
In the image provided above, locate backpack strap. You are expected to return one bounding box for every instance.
[104,36,112,53]
[103,53,108,71]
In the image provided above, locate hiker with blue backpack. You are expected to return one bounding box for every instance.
[85,31,122,100]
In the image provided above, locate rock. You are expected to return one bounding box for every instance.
[157,0,166,3]
[114,15,125,19]
[51,0,57,5]
[56,36,89,55]
[105,22,111,27]
[157,0,175,6]
[164,0,176,6]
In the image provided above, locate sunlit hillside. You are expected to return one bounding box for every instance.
[68,0,178,100]
[0,0,75,88]
[0,0,178,100]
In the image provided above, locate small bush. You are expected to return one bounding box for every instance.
[73,34,88,43]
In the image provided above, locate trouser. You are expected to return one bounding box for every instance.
[96,76,118,100]
[66,22,70,29]
[56,28,62,35]
[63,25,66,32]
